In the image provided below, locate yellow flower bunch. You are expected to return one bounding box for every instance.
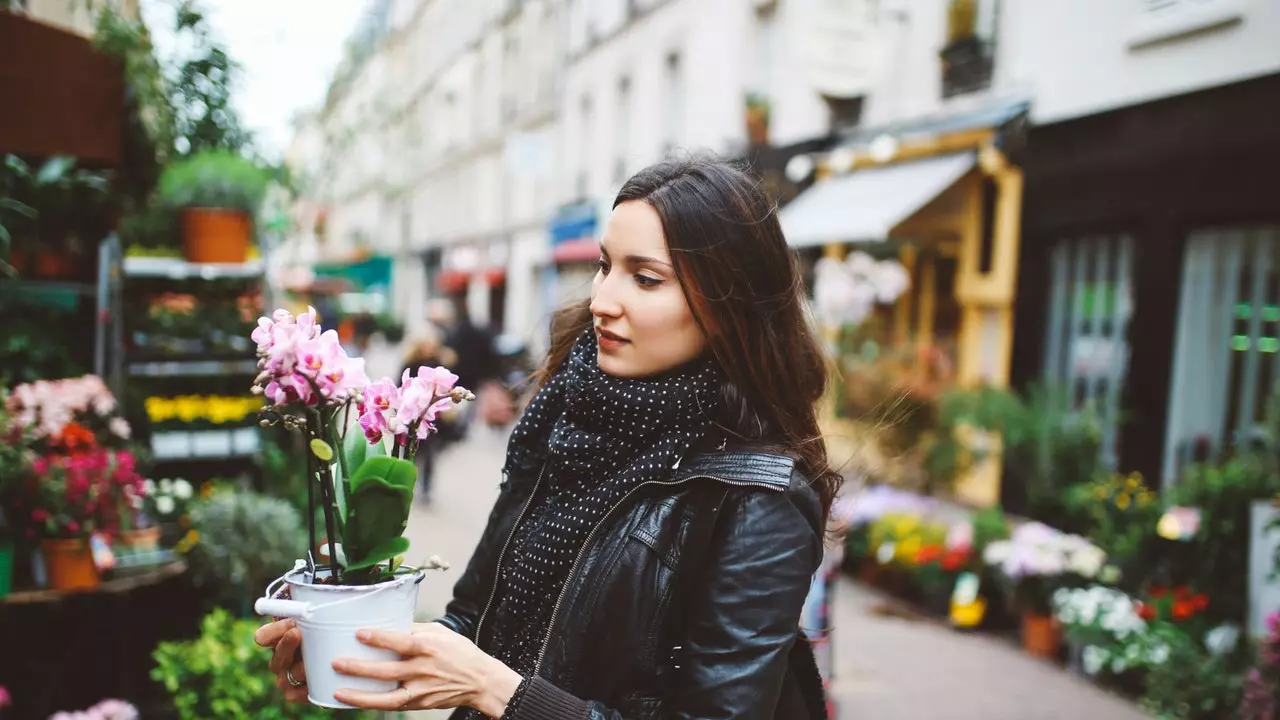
[868,512,948,568]
[174,529,200,554]
[146,395,262,425]
[1088,471,1156,512]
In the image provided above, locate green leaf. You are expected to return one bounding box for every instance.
[344,536,410,571]
[342,457,417,575]
[35,156,75,185]
[309,438,333,461]
[0,197,36,218]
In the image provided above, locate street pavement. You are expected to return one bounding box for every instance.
[402,429,1150,719]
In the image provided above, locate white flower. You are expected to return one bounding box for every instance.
[155,495,176,516]
[1146,641,1170,665]
[1205,624,1240,656]
[172,479,193,500]
[159,478,173,494]
[1082,645,1107,676]
[142,479,156,496]
[1069,546,1106,579]
[108,417,132,440]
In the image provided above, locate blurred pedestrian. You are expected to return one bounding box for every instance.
[426,299,502,434]
[258,157,836,719]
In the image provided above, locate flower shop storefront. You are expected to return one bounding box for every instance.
[781,104,1027,506]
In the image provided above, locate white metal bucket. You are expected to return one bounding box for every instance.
[255,560,425,709]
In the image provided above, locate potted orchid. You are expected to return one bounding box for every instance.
[248,307,472,708]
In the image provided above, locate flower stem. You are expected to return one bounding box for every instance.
[308,408,340,582]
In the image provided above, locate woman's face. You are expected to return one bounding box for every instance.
[590,201,707,379]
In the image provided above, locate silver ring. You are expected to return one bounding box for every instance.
[400,686,413,708]
[286,668,305,688]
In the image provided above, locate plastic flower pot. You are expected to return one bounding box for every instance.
[0,540,14,598]
[41,537,100,591]
[255,561,425,709]
[181,208,251,263]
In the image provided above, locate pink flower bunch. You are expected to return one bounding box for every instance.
[22,449,143,540]
[0,685,10,709]
[6,375,128,442]
[48,698,138,720]
[358,366,460,444]
[252,307,369,407]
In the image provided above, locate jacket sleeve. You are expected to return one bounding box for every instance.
[435,473,538,640]
[507,482,824,720]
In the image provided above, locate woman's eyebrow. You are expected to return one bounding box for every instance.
[625,254,673,268]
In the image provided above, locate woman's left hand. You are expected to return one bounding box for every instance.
[332,622,523,716]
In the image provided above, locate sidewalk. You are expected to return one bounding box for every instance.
[403,431,1149,719]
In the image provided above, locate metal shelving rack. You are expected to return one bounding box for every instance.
[101,245,268,472]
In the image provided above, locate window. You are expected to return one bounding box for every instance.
[940,0,998,98]
[1164,227,1280,484]
[1043,234,1135,471]
[663,53,682,156]
[614,76,631,185]
[503,34,519,122]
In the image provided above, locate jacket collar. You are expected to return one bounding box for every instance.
[672,450,795,490]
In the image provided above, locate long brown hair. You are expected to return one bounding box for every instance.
[538,156,841,525]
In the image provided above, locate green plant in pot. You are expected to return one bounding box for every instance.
[249,307,473,708]
[1,155,111,279]
[158,151,268,264]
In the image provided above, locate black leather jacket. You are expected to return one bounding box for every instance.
[438,450,823,720]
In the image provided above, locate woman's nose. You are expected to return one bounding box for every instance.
[590,276,623,319]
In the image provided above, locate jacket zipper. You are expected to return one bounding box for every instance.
[532,474,782,677]
[473,462,548,645]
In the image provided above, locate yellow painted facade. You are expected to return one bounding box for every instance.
[814,131,1024,507]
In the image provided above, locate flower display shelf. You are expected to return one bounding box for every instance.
[116,252,268,472]
[1,558,186,605]
[121,256,264,280]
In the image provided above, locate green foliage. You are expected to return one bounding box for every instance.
[0,154,111,254]
[158,150,270,215]
[1067,472,1162,589]
[170,1,253,156]
[971,505,1010,555]
[1166,453,1280,624]
[1138,623,1247,719]
[341,456,416,580]
[183,487,306,615]
[151,607,363,719]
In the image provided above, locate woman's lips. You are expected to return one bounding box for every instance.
[595,328,629,352]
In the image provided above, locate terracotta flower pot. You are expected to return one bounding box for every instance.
[119,526,161,553]
[1020,612,1062,659]
[858,563,880,587]
[181,207,252,264]
[41,537,101,591]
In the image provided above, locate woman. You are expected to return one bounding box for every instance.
[255,157,841,719]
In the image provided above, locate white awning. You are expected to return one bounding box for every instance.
[780,152,977,248]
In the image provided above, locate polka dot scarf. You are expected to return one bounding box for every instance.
[487,327,721,676]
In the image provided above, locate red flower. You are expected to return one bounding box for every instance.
[1173,586,1191,601]
[1172,601,1195,621]
[1137,602,1156,621]
[1192,594,1210,611]
[1149,585,1168,599]
[915,544,943,565]
[31,508,48,522]
[941,549,969,571]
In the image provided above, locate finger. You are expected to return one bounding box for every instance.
[269,628,302,674]
[288,659,308,684]
[274,675,309,704]
[333,657,410,682]
[255,618,294,648]
[355,628,419,655]
[331,687,415,711]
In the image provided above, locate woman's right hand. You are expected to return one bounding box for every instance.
[254,618,309,703]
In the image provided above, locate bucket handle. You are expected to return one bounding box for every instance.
[254,561,427,620]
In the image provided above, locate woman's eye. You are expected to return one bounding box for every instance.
[635,274,662,287]
[596,258,610,274]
